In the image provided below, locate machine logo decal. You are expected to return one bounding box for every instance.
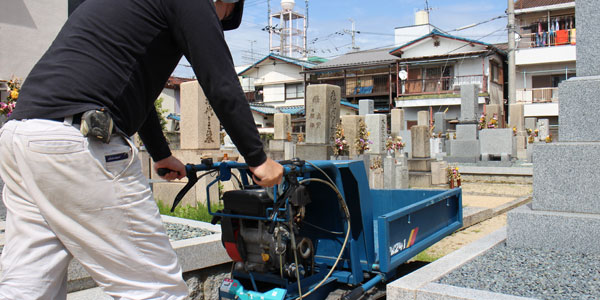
[389,227,419,256]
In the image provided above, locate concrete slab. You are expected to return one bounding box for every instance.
[387,227,535,300]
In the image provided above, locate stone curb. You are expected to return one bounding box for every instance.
[387,227,536,300]
[462,195,531,229]
[458,166,533,176]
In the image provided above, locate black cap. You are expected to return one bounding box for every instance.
[220,0,244,31]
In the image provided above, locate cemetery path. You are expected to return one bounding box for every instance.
[415,183,531,262]
[419,213,507,260]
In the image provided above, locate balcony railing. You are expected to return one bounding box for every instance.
[516,88,558,103]
[517,30,576,49]
[399,75,487,96]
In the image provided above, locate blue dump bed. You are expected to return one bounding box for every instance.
[300,160,462,282]
[371,189,462,273]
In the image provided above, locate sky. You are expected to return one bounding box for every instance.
[173,0,509,78]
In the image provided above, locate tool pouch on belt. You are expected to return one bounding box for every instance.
[80,109,114,144]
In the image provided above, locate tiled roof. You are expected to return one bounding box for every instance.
[164,76,194,89]
[238,53,319,75]
[250,101,358,116]
[309,48,398,70]
[514,0,574,9]
[390,29,503,56]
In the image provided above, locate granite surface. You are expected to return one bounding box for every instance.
[558,76,600,142]
[532,142,600,214]
[508,204,600,253]
[479,129,514,156]
[576,0,600,77]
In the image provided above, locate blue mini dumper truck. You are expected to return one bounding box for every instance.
[165,158,462,300]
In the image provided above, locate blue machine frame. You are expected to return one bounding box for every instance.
[188,159,462,298]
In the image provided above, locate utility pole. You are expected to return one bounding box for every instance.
[347,18,360,52]
[508,0,516,105]
[268,0,272,53]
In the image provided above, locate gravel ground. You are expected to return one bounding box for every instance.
[164,223,215,241]
[438,242,600,300]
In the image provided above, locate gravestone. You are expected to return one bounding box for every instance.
[273,113,291,140]
[536,119,550,141]
[359,99,374,116]
[525,117,537,131]
[447,84,481,163]
[508,0,600,253]
[433,112,446,134]
[459,84,479,123]
[297,84,341,160]
[417,111,430,127]
[365,114,387,155]
[411,125,430,158]
[391,108,406,136]
[341,115,364,157]
[180,81,220,150]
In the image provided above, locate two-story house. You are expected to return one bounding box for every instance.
[514,0,575,127]
[390,29,507,126]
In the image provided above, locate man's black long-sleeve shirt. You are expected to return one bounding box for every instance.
[10,0,267,167]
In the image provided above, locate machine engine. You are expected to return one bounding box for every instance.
[219,186,314,280]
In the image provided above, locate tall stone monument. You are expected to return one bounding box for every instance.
[447,84,481,163]
[365,114,387,155]
[296,84,341,160]
[341,115,365,157]
[180,81,221,150]
[508,0,600,253]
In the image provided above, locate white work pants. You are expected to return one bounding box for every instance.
[0,119,188,299]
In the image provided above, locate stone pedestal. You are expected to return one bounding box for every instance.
[383,157,396,189]
[411,125,430,158]
[296,143,332,161]
[359,99,374,116]
[395,164,409,189]
[431,161,448,185]
[447,124,480,163]
[479,129,515,161]
[180,81,221,150]
[369,168,384,189]
[284,142,296,160]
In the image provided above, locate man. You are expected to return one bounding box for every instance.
[0,0,283,298]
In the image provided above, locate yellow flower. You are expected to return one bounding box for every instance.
[10,90,19,100]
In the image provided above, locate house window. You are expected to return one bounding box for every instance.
[491,62,503,84]
[285,83,304,99]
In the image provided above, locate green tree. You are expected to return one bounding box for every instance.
[155,97,169,131]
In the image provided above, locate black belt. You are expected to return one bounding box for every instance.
[45,113,83,125]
